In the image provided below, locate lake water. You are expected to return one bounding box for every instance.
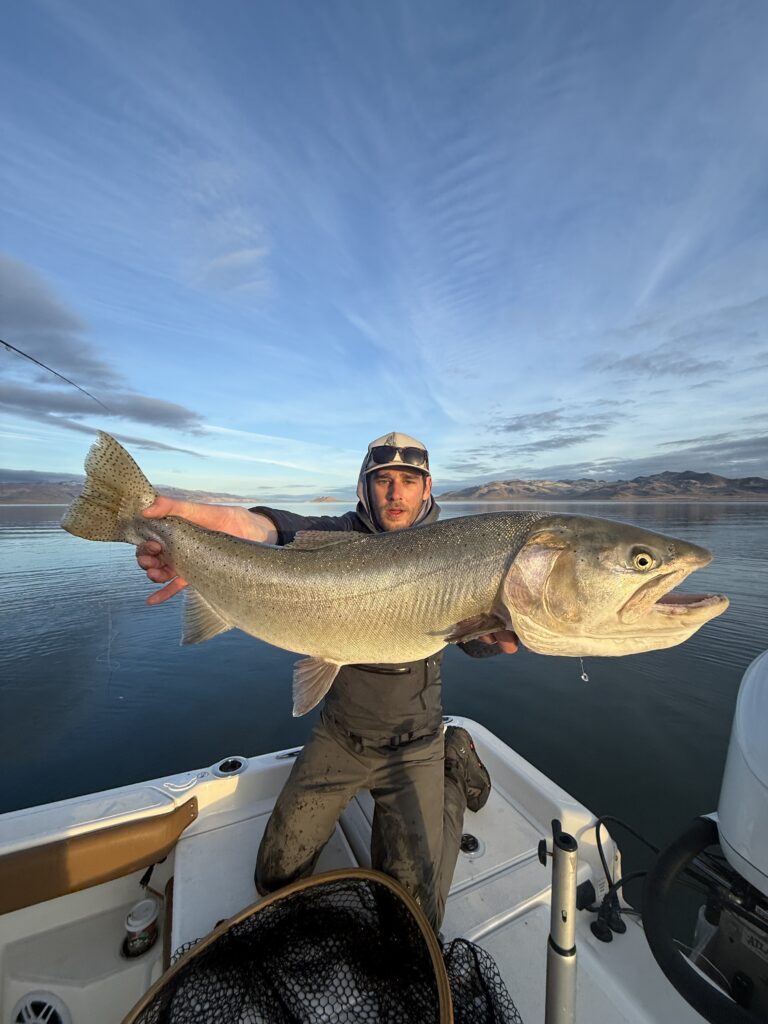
[1,501,766,892]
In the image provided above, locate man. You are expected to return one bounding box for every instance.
[136,431,517,930]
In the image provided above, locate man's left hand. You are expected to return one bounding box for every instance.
[477,630,519,654]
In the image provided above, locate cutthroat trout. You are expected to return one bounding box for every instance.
[62,433,729,715]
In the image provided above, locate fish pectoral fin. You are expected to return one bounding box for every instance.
[502,533,569,617]
[285,531,367,551]
[292,657,342,717]
[443,613,507,644]
[181,590,235,645]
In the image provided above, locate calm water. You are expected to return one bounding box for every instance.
[1,502,766,883]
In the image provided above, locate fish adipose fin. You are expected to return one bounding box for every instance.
[286,531,368,551]
[61,432,157,543]
[292,657,342,716]
[182,590,235,645]
[443,613,507,644]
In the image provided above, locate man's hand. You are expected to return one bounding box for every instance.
[136,498,278,605]
[136,536,187,605]
[136,497,193,605]
[477,630,519,654]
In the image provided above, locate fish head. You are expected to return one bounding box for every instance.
[500,515,729,656]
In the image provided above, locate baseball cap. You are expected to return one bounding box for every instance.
[363,432,430,475]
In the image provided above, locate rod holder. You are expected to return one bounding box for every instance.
[540,818,579,1024]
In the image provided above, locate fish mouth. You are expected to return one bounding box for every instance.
[621,571,728,624]
[652,592,729,618]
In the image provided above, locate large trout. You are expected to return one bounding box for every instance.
[62,433,728,715]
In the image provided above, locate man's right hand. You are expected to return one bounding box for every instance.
[136,498,278,605]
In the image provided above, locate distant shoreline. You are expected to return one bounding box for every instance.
[3,468,765,506]
[438,496,768,503]
[4,497,768,508]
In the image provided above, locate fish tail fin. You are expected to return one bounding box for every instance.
[61,432,157,543]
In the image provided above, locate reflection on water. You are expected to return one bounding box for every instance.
[1,501,766,886]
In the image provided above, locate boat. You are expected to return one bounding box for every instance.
[1,650,766,1023]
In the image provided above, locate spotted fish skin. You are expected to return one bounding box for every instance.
[62,433,728,715]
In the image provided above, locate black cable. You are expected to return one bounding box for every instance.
[593,818,725,929]
[603,829,767,944]
[590,871,648,941]
[606,870,646,898]
[594,815,660,887]
[599,815,661,853]
[595,816,711,892]
[595,821,612,885]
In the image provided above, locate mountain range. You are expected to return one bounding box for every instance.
[2,468,767,505]
[0,469,258,506]
[437,470,768,501]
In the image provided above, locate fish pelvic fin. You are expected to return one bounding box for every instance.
[292,657,342,717]
[182,590,235,645]
[61,432,157,543]
[443,613,507,644]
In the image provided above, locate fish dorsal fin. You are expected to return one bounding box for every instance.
[286,530,368,551]
[292,657,342,716]
[443,613,507,644]
[182,589,235,645]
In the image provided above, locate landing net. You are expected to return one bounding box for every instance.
[123,869,522,1024]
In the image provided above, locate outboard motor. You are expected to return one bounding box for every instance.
[643,650,768,1023]
[718,650,768,899]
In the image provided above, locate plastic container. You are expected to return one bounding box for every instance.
[123,898,159,958]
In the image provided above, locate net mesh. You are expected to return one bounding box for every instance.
[126,872,522,1024]
[443,938,523,1024]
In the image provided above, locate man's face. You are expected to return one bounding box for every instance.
[368,468,432,531]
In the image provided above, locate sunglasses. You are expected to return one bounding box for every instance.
[368,445,429,469]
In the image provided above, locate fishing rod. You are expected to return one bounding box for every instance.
[1,336,110,412]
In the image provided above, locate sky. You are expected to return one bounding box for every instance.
[1,0,767,499]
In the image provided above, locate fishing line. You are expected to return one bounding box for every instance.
[2,339,121,691]
[99,599,120,680]
[95,556,122,693]
[1,337,111,411]
[580,657,589,682]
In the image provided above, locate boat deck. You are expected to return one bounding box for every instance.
[0,716,705,1022]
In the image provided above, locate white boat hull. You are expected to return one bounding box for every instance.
[0,717,705,1023]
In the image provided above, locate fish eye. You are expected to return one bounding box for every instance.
[631,549,656,571]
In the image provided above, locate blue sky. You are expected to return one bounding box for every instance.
[1,0,767,499]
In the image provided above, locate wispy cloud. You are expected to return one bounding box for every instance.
[490,410,569,434]
[1,254,84,334]
[198,246,271,296]
[587,345,727,379]
[483,432,768,484]
[0,381,204,430]
[0,255,118,387]
[490,405,627,436]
